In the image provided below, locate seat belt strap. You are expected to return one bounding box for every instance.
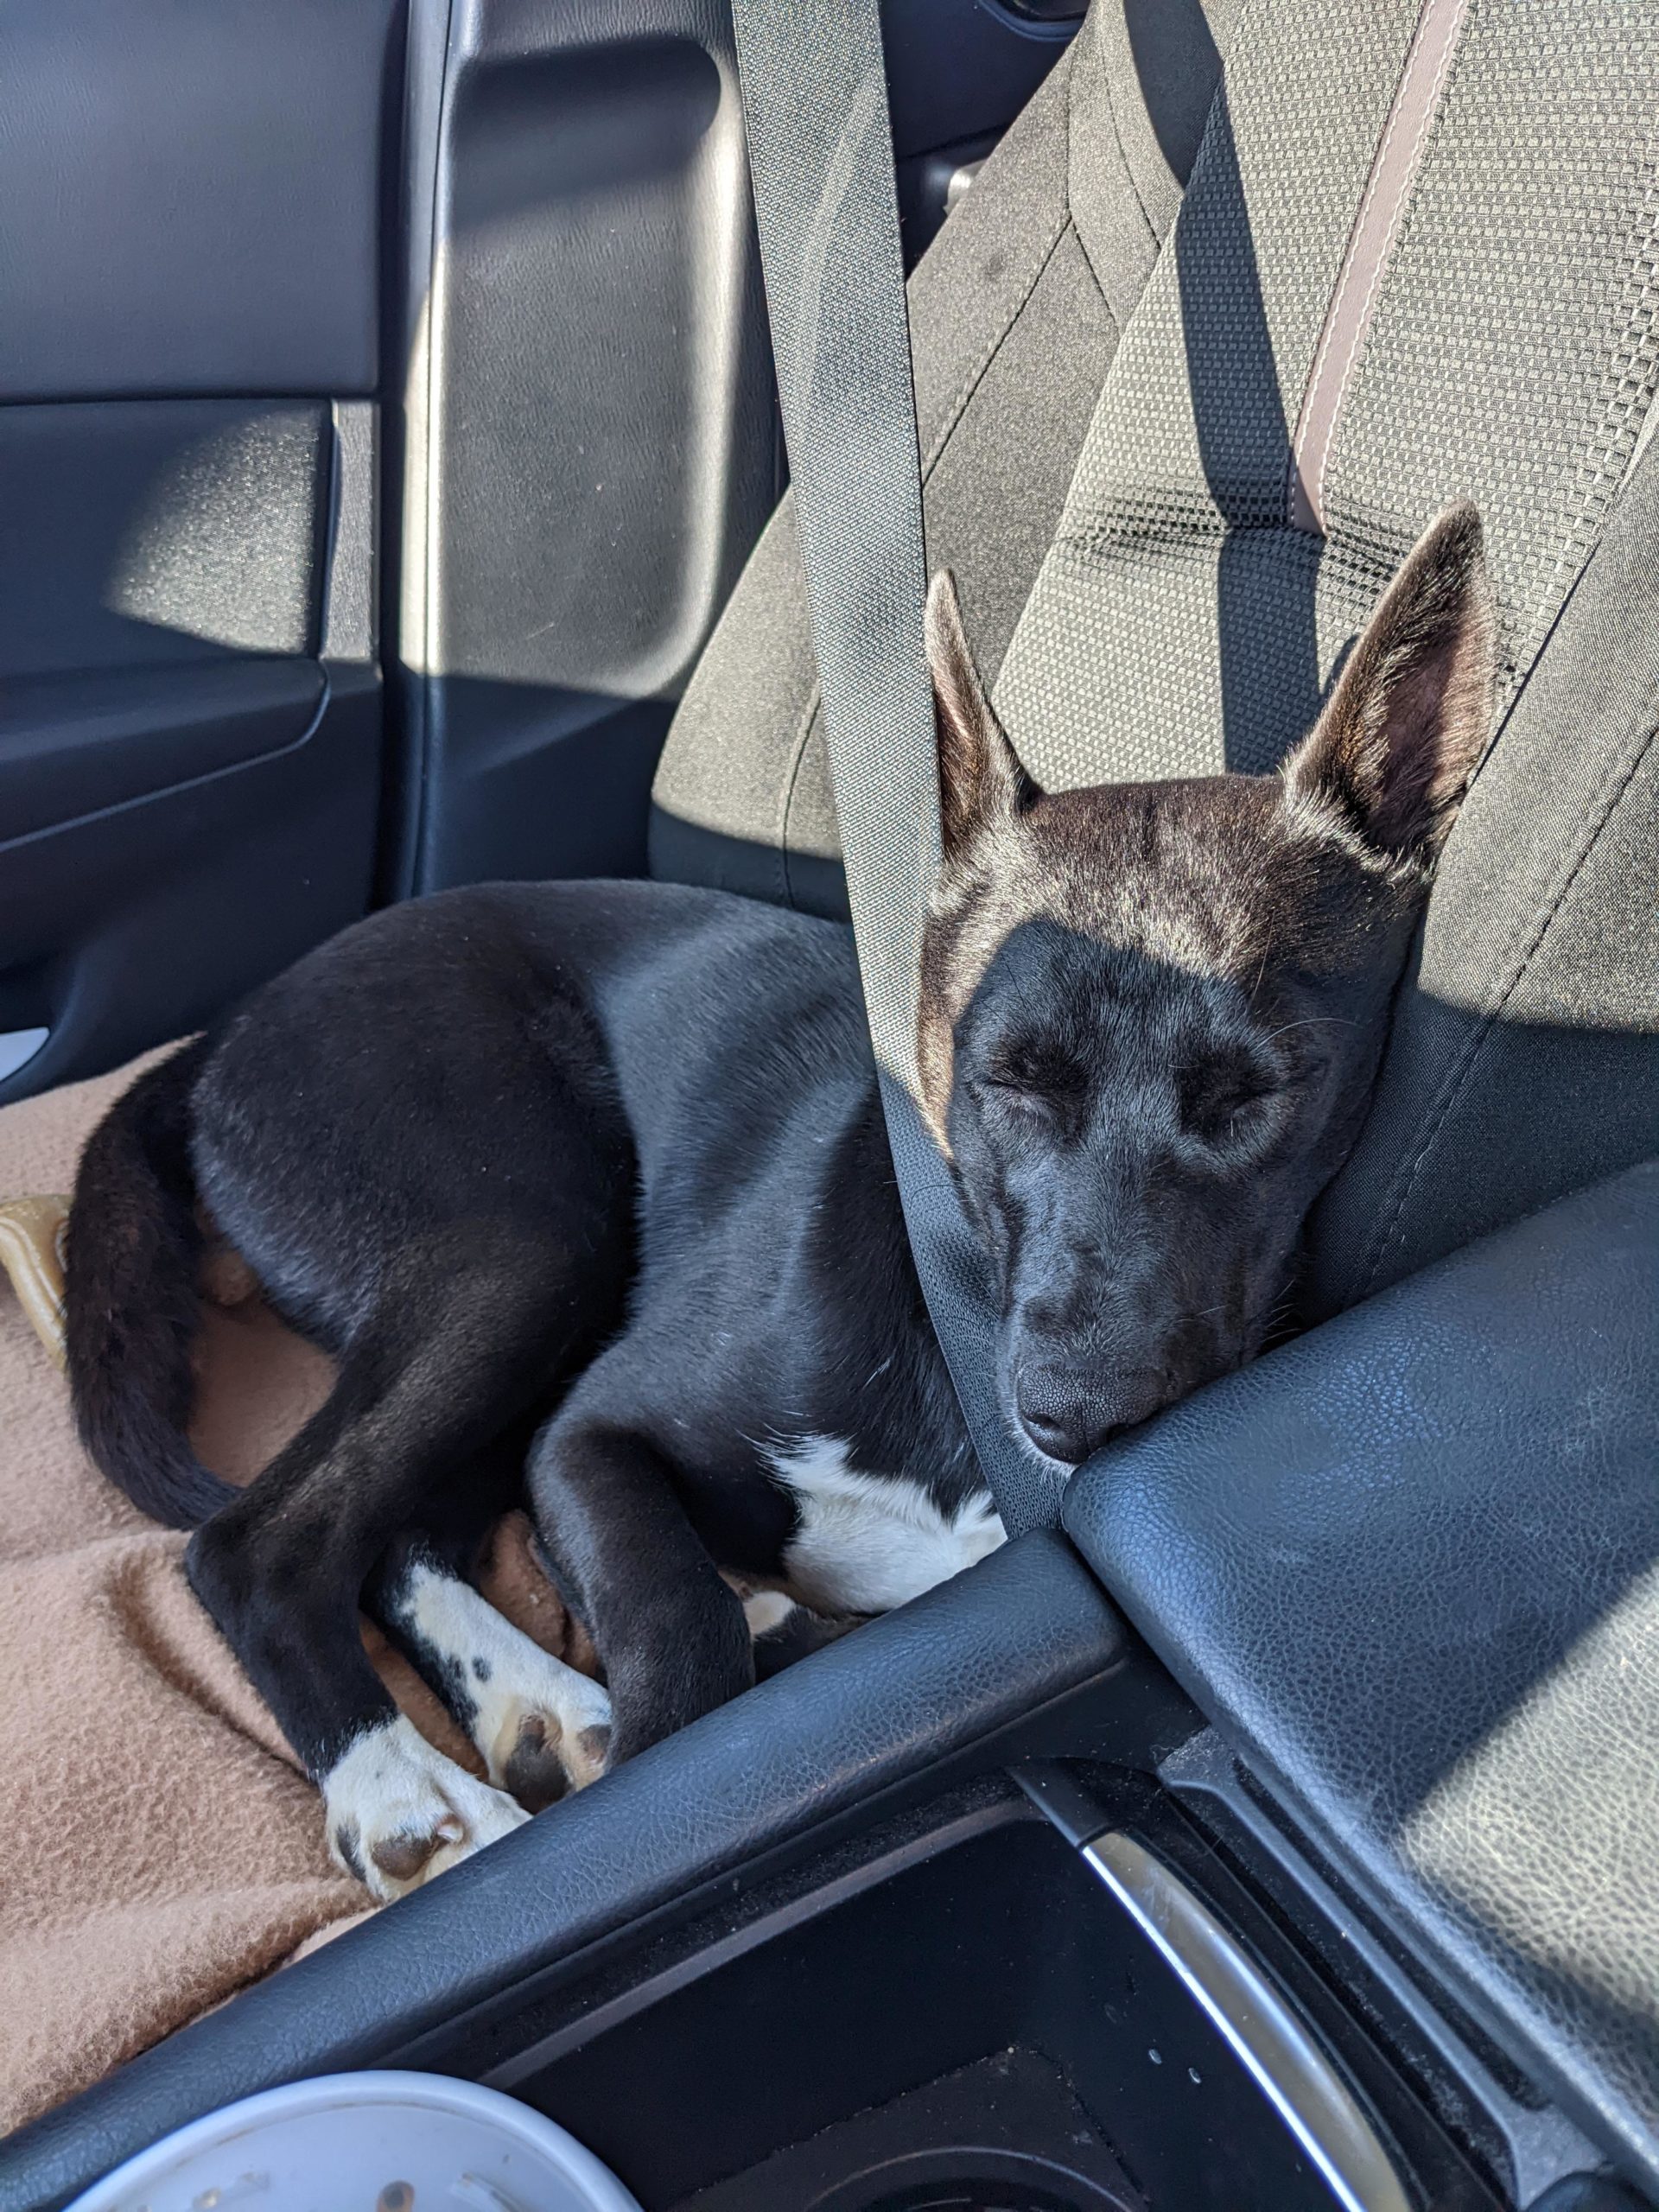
[726,0,1065,1535]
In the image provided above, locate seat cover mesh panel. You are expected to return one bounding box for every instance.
[995,0,1659,792]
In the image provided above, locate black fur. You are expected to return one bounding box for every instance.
[64,504,1495,1796]
[65,1035,237,1529]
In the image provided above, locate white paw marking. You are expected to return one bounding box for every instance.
[766,1435,1005,1615]
[322,1714,528,1902]
[397,1562,613,1804]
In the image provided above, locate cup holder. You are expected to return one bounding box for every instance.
[475,1799,1469,2211]
[804,2142,1137,2209]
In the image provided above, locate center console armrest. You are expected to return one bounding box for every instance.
[1064,1162,1659,2198]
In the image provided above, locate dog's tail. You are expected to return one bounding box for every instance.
[64,1037,238,1529]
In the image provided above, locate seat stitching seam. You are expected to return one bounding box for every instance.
[1088,29,1160,263]
[1295,22,1450,519]
[1287,16,1426,514]
[779,678,824,909]
[920,208,1076,478]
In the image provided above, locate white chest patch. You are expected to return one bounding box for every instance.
[766,1434,1006,1616]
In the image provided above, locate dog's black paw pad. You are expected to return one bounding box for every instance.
[503,1713,569,1812]
[370,1813,463,1887]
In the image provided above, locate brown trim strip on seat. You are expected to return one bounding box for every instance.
[1287,0,1472,533]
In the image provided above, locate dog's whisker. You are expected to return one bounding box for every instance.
[1262,1016,1359,1043]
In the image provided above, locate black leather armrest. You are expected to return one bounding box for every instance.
[0,1532,1124,2211]
[1064,1162,1659,2197]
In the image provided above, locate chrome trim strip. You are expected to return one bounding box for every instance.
[0,1027,49,1084]
[1083,1830,1414,2212]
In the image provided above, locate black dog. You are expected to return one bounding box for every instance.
[66,505,1493,1898]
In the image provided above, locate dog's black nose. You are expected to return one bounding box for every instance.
[1017,1404,1094,1464]
[1016,1364,1172,1465]
[1014,1383,1105,1466]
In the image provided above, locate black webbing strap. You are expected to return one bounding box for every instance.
[727,0,1065,1535]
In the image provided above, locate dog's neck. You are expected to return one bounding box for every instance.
[794,1076,982,1503]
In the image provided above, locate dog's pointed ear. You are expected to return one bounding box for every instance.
[926,569,1034,861]
[1284,500,1495,868]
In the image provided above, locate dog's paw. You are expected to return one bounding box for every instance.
[323,1714,529,1902]
[386,1554,613,1810]
[478,1661,613,1811]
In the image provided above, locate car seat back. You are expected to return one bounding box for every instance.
[652,0,1659,1304]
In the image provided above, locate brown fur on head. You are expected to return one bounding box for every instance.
[917,502,1493,1467]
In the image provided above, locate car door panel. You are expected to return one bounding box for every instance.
[392,0,780,897]
[0,0,393,403]
[0,0,1069,1098]
[0,0,397,1103]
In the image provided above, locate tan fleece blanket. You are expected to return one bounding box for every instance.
[0,1052,594,2133]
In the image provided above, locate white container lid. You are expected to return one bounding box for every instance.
[65,2069,645,2212]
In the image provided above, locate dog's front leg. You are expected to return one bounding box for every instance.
[525,1414,753,1767]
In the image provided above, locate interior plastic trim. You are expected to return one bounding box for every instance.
[1161,1727,1602,2208]
[1083,1829,1414,2212]
[481,1795,1021,2094]
[0,1029,48,1084]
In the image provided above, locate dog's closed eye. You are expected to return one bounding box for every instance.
[1178,1051,1281,1144]
[984,1038,1088,1116]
